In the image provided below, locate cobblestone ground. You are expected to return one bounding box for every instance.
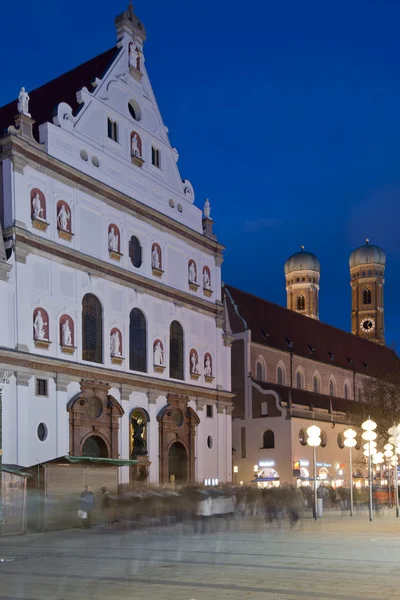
[1,514,400,599]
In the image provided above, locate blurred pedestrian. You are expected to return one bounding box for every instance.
[79,485,94,529]
[101,486,112,530]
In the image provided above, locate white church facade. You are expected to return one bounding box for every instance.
[0,4,233,487]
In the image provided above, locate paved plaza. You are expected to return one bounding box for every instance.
[1,515,399,600]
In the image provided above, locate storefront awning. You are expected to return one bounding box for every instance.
[253,477,280,482]
[62,456,138,466]
[2,464,32,477]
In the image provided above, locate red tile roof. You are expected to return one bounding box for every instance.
[0,47,120,138]
[224,284,399,377]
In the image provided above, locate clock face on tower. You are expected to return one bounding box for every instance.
[360,317,375,332]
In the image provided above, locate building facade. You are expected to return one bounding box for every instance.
[225,243,396,487]
[0,5,233,486]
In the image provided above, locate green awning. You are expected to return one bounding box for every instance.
[63,456,138,466]
[2,465,32,478]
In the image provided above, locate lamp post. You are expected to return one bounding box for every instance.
[361,418,377,522]
[253,464,258,481]
[0,371,10,527]
[307,425,321,521]
[388,425,400,517]
[384,444,394,507]
[373,453,384,490]
[343,428,357,517]
[233,465,238,485]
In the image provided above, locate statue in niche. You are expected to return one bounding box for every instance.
[129,43,140,70]
[34,310,47,340]
[32,192,44,220]
[153,341,164,366]
[190,351,199,374]
[61,319,72,346]
[152,245,160,270]
[131,416,147,456]
[57,203,71,231]
[204,355,212,377]
[188,261,197,284]
[203,198,211,219]
[110,330,121,356]
[203,269,211,290]
[131,133,141,158]
[17,87,31,117]
[108,227,119,253]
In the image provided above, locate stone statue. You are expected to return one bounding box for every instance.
[191,351,199,374]
[110,330,121,356]
[129,43,140,70]
[203,268,211,290]
[131,417,147,456]
[204,356,212,377]
[203,198,211,219]
[61,319,72,346]
[153,341,164,365]
[131,133,141,158]
[32,193,44,220]
[152,245,160,270]
[17,87,31,117]
[33,310,47,340]
[57,203,70,231]
[188,261,197,284]
[108,227,119,253]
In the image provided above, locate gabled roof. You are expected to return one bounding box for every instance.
[225,284,399,377]
[0,47,120,137]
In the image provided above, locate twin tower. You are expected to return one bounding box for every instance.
[284,240,386,345]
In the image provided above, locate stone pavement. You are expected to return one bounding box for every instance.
[1,514,400,599]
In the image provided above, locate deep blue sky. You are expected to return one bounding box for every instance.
[1,1,399,346]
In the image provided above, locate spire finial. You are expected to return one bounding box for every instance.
[301,245,305,251]
[366,238,369,245]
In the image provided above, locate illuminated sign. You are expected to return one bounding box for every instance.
[316,462,332,468]
[259,460,275,467]
[293,460,310,469]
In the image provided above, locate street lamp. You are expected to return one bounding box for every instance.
[233,465,238,484]
[388,425,400,517]
[307,424,321,521]
[343,428,357,516]
[384,443,394,507]
[361,418,377,522]
[253,464,258,480]
[0,371,10,526]
[373,452,384,488]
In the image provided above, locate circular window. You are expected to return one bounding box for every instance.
[128,99,141,121]
[85,397,103,419]
[177,203,183,213]
[320,430,327,448]
[207,435,213,449]
[80,150,88,161]
[92,156,100,167]
[169,198,175,208]
[337,433,345,449]
[172,409,184,427]
[37,422,48,442]
[299,428,307,446]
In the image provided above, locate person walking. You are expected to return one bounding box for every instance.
[79,485,94,529]
[101,486,112,530]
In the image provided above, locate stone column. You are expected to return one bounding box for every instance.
[56,375,71,458]
[147,389,163,483]
[15,371,33,466]
[217,403,225,483]
[120,385,133,464]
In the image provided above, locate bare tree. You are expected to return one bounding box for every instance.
[358,368,400,441]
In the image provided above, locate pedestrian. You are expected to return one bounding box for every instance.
[101,486,112,530]
[79,485,94,529]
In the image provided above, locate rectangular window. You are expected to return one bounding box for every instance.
[261,401,268,416]
[152,146,161,168]
[206,404,213,418]
[241,426,246,458]
[36,378,48,397]
[107,118,118,142]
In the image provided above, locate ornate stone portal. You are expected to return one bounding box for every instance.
[157,394,200,484]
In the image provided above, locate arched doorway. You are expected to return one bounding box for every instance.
[168,442,188,484]
[82,435,109,458]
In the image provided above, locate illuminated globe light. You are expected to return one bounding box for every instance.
[363,441,377,450]
[388,425,400,437]
[373,452,384,465]
[362,419,377,432]
[343,428,357,439]
[307,436,321,447]
[344,437,357,448]
[307,425,321,438]
[362,430,377,442]
[384,443,394,451]
[363,446,377,457]
[384,449,394,458]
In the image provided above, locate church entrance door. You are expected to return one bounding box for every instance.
[168,442,188,484]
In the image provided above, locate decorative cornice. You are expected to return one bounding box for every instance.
[15,371,33,386]
[56,374,71,392]
[120,384,133,402]
[0,261,12,281]
[14,245,30,264]
[148,389,167,404]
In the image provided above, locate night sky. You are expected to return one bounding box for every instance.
[1,1,399,347]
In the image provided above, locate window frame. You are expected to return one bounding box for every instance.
[169,320,184,380]
[82,294,103,364]
[36,378,48,397]
[129,235,143,268]
[129,308,147,373]
[107,117,119,143]
[151,146,161,168]
[206,404,213,418]
[262,429,275,449]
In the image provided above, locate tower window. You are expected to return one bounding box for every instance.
[363,288,372,305]
[297,295,305,310]
[313,375,320,393]
[129,236,142,268]
[107,118,118,142]
[277,366,284,385]
[296,371,303,389]
[152,147,161,168]
[262,430,275,449]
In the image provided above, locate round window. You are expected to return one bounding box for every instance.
[337,433,345,449]
[169,198,175,208]
[80,149,88,161]
[128,99,142,121]
[85,397,103,419]
[177,203,183,213]
[207,435,213,449]
[299,428,307,446]
[92,156,100,167]
[37,422,48,442]
[320,430,327,448]
[172,409,184,427]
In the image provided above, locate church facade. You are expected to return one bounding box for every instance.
[0,5,233,486]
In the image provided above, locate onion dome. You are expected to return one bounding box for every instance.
[349,239,386,269]
[284,246,320,275]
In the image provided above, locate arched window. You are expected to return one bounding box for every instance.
[337,433,345,449]
[344,381,350,400]
[320,430,327,448]
[256,359,265,381]
[277,365,284,386]
[329,378,335,396]
[129,236,142,268]
[363,288,371,305]
[296,370,303,389]
[170,321,184,380]
[82,294,103,363]
[313,374,320,393]
[262,430,275,449]
[129,308,147,372]
[297,295,305,310]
